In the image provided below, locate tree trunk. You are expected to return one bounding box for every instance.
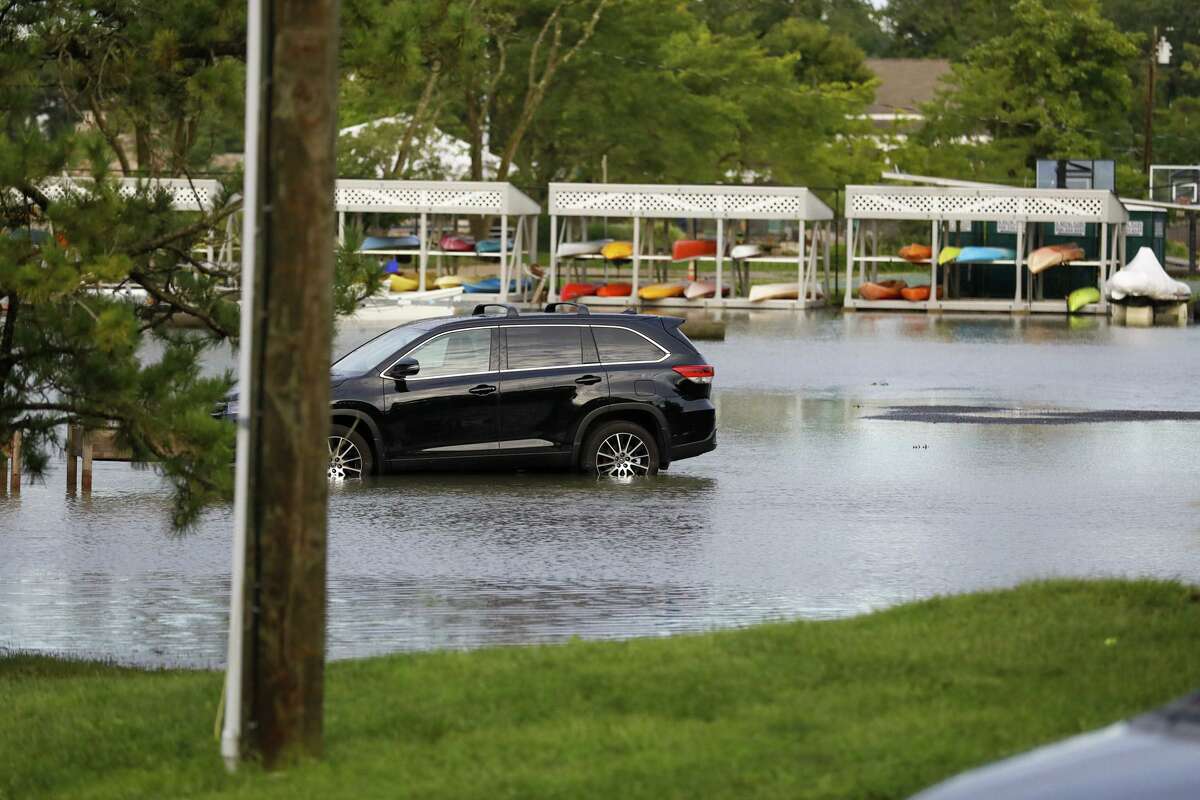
[241,0,339,767]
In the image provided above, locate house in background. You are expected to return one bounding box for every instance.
[862,58,952,145]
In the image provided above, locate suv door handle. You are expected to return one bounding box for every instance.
[469,384,497,396]
[574,375,603,385]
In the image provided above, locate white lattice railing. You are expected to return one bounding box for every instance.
[846,186,1128,223]
[548,183,834,221]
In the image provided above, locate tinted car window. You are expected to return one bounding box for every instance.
[592,326,664,363]
[408,328,492,379]
[333,324,424,374]
[506,326,582,369]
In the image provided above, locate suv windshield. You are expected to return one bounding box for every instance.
[332,325,425,375]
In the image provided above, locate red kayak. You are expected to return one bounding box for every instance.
[596,282,632,297]
[561,282,601,301]
[672,239,718,261]
[439,234,475,252]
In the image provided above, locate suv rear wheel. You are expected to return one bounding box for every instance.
[582,420,659,479]
[328,424,374,482]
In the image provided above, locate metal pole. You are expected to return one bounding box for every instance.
[1189,212,1197,273]
[549,214,558,302]
[797,219,806,302]
[843,218,855,308]
[499,214,509,302]
[715,218,724,301]
[418,212,428,292]
[1144,26,1157,175]
[929,220,939,312]
[223,0,264,769]
[631,216,641,303]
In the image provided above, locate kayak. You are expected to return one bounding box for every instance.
[672,239,717,261]
[438,234,475,252]
[1067,286,1101,313]
[434,275,462,289]
[748,282,809,302]
[955,246,1016,264]
[900,285,942,302]
[637,282,688,300]
[858,280,907,301]
[899,243,932,263]
[938,246,962,265]
[601,241,634,261]
[462,277,533,293]
[388,275,419,292]
[362,235,419,251]
[596,282,632,297]
[1028,243,1085,274]
[730,244,763,260]
[475,238,514,254]
[561,282,601,301]
[684,280,731,299]
[558,240,611,258]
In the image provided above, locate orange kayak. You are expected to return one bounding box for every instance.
[900,285,944,301]
[899,243,932,263]
[561,282,600,301]
[596,282,632,297]
[1028,243,1086,274]
[672,239,718,261]
[858,280,906,301]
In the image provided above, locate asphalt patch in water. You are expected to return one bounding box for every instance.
[866,405,1200,425]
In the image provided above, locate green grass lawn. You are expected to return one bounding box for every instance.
[4,579,1198,799]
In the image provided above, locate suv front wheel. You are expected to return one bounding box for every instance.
[328,424,374,482]
[582,420,660,479]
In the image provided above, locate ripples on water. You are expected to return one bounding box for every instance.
[3,312,1200,666]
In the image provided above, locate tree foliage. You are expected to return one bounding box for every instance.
[896,0,1138,184]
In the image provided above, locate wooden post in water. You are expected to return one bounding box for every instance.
[9,430,20,493]
[66,425,78,494]
[81,430,94,494]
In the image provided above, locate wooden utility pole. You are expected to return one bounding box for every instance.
[1143,26,1157,175]
[230,0,340,767]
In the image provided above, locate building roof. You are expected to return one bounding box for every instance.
[864,58,952,117]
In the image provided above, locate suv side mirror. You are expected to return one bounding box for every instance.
[385,356,419,379]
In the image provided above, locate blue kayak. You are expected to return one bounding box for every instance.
[362,235,420,251]
[953,246,1016,264]
[475,238,515,254]
[463,277,535,294]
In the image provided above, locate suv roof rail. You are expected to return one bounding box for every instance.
[543,301,590,316]
[471,303,520,318]
[621,307,638,315]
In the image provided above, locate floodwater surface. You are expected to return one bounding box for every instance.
[3,312,1200,666]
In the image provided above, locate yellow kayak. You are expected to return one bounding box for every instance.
[601,241,633,260]
[938,247,961,265]
[434,275,462,289]
[637,282,688,300]
[388,275,419,292]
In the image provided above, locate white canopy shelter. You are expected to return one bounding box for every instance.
[547,182,835,308]
[844,185,1130,314]
[334,179,541,301]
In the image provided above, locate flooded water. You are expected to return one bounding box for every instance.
[3,311,1200,667]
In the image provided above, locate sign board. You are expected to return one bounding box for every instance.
[1125,220,1144,237]
[1053,221,1087,236]
[996,220,1020,234]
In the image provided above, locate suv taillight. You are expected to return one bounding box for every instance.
[673,365,714,384]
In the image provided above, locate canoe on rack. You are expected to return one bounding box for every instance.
[684,281,732,299]
[730,244,763,260]
[558,240,611,258]
[938,246,962,265]
[900,285,943,302]
[463,276,534,293]
[899,243,932,263]
[858,280,907,301]
[954,246,1016,264]
[438,234,475,252]
[747,282,823,302]
[638,282,688,300]
[434,275,462,289]
[362,235,420,251]
[601,241,634,261]
[475,238,514,254]
[596,282,632,297]
[672,239,718,261]
[561,282,601,301]
[388,275,419,292]
[1028,243,1085,274]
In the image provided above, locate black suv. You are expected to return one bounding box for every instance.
[322,303,716,481]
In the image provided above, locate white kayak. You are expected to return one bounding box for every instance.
[748,282,824,302]
[730,244,763,260]
[1105,247,1191,302]
[557,239,611,258]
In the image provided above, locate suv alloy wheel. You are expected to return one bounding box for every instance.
[583,420,660,478]
[328,424,374,481]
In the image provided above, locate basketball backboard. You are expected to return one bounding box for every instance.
[1149,165,1199,205]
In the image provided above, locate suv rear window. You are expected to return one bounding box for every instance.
[505,326,583,369]
[591,326,665,364]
